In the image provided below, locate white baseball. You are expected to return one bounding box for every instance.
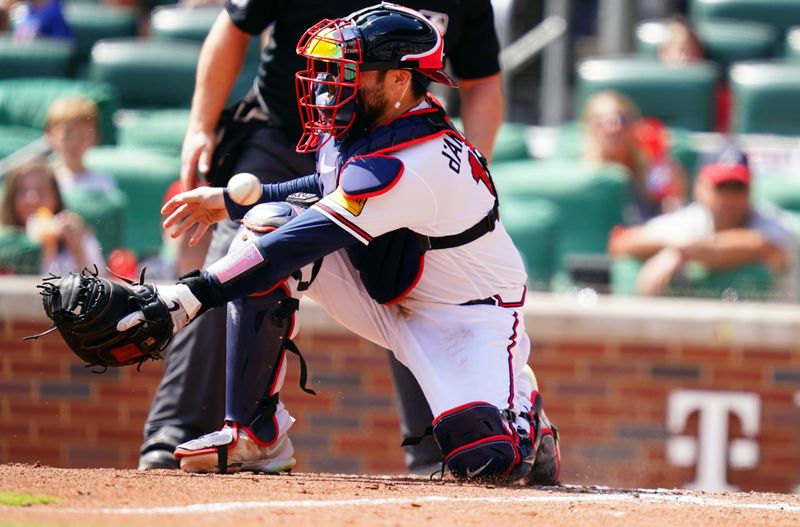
[227,172,263,206]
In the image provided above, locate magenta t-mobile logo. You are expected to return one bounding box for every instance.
[666,390,761,492]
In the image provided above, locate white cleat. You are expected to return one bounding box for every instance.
[174,422,296,474]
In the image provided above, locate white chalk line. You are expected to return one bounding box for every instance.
[39,492,800,515]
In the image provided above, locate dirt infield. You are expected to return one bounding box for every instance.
[2,463,800,527]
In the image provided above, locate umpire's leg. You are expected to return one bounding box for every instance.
[139,126,315,469]
[387,352,444,474]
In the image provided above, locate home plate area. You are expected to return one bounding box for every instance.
[2,464,800,527]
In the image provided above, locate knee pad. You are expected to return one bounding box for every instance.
[432,402,521,480]
[230,202,299,253]
[228,201,305,297]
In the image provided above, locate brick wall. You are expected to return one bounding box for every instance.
[2,276,799,492]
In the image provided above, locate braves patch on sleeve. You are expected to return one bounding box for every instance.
[329,188,367,216]
[340,155,404,199]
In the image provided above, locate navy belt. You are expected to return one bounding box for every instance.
[460,296,496,306]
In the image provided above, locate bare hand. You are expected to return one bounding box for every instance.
[161,187,227,246]
[636,247,685,296]
[54,211,88,255]
[180,128,217,191]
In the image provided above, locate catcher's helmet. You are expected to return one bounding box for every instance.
[295,2,455,152]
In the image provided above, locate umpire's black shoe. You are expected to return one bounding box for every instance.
[138,449,179,470]
[138,427,185,470]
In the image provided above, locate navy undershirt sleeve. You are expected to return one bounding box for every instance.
[204,209,357,302]
[224,173,323,219]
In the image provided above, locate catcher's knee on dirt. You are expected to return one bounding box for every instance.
[432,402,527,481]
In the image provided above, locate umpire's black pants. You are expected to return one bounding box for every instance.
[140,124,442,473]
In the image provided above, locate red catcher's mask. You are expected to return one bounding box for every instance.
[295,18,363,153]
[294,4,456,153]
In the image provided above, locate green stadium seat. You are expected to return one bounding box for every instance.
[64,3,139,67]
[491,122,531,163]
[115,108,190,156]
[729,61,800,135]
[89,38,200,109]
[61,186,127,257]
[451,119,531,163]
[0,225,40,275]
[0,37,74,79]
[0,126,43,159]
[690,0,800,42]
[753,171,800,217]
[786,26,800,59]
[611,256,774,301]
[84,146,180,257]
[548,120,583,160]
[491,159,629,282]
[636,18,778,72]
[150,5,222,43]
[576,57,720,131]
[149,5,262,104]
[498,196,560,290]
[0,78,118,145]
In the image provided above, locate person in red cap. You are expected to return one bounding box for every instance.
[608,143,797,299]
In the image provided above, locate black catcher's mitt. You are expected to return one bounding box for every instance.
[28,268,173,370]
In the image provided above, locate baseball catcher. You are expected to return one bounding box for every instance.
[32,3,561,484]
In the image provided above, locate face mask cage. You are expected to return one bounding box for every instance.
[295,19,362,153]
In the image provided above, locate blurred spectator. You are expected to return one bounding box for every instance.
[608,143,797,300]
[12,0,73,41]
[1,160,104,275]
[657,15,704,66]
[0,0,15,31]
[656,15,731,132]
[45,96,117,194]
[582,90,688,224]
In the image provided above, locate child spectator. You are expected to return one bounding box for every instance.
[1,160,104,275]
[45,96,117,194]
[13,0,73,42]
[608,143,797,301]
[582,90,688,225]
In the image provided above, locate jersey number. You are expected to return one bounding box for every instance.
[442,134,496,196]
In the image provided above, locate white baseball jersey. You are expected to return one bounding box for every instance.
[314,124,529,306]
[294,116,535,427]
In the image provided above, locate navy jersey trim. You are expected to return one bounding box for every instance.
[315,202,373,243]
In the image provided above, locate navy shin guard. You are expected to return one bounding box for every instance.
[224,286,304,444]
